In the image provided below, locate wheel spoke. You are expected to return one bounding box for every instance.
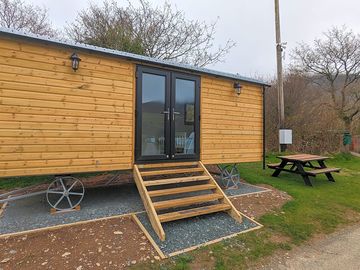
[59,178,67,192]
[66,196,73,208]
[67,180,79,192]
[53,195,65,208]
[47,190,65,195]
[69,192,83,196]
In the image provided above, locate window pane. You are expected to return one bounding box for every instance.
[174,79,195,154]
[141,73,166,156]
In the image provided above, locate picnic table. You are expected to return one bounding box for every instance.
[267,154,341,186]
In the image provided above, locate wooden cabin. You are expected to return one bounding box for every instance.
[0,28,269,240]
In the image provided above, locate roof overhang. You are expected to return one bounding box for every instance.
[0,27,271,87]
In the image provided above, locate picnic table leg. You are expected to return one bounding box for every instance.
[271,160,288,177]
[318,160,335,182]
[295,161,312,186]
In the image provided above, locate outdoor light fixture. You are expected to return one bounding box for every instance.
[70,53,81,71]
[233,82,242,96]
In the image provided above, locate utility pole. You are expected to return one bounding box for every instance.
[274,0,285,152]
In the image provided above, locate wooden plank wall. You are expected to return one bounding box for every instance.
[0,37,135,177]
[200,76,263,164]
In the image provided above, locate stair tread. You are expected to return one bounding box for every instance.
[144,175,210,186]
[153,193,223,210]
[148,184,217,197]
[141,167,203,177]
[159,203,231,222]
[138,162,198,169]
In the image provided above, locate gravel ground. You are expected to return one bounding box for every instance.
[0,216,158,270]
[0,185,145,235]
[230,185,292,219]
[136,212,260,256]
[224,182,270,197]
[0,181,267,235]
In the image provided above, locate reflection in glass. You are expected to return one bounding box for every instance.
[174,79,195,154]
[141,73,166,156]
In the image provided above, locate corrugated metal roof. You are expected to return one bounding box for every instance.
[0,27,270,87]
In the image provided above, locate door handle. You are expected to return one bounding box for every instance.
[172,108,180,120]
[161,108,170,121]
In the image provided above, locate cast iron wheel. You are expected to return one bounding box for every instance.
[46,176,85,211]
[220,164,240,189]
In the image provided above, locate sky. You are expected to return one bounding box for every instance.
[25,0,360,78]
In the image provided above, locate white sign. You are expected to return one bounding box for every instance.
[279,129,292,144]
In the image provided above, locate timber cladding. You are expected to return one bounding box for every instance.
[200,76,263,164]
[0,36,135,177]
[0,35,264,178]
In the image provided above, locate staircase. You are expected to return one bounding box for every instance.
[133,161,242,241]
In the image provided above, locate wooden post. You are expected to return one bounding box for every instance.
[133,165,166,241]
[198,162,242,223]
[274,0,286,152]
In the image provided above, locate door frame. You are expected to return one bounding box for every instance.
[135,66,171,163]
[135,65,201,163]
[170,72,200,161]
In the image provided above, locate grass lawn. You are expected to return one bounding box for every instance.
[134,153,360,270]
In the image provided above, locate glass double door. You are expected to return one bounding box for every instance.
[135,66,200,162]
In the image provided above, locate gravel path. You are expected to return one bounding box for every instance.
[0,182,266,235]
[137,212,260,256]
[259,224,360,270]
[225,182,269,197]
[0,185,144,234]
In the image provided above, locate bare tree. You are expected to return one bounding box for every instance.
[66,1,143,55]
[266,71,344,153]
[293,26,360,138]
[0,0,56,37]
[66,0,235,67]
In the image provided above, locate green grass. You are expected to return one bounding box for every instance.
[0,175,53,190]
[133,153,360,270]
[0,171,122,190]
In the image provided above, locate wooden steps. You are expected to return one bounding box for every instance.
[148,184,217,197]
[137,162,198,169]
[133,161,243,241]
[153,193,223,210]
[159,204,231,222]
[144,175,210,187]
[141,167,203,177]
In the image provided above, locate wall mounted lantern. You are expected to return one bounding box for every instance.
[70,53,81,71]
[233,82,242,96]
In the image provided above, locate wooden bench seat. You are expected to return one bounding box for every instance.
[306,168,341,176]
[267,163,281,169]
